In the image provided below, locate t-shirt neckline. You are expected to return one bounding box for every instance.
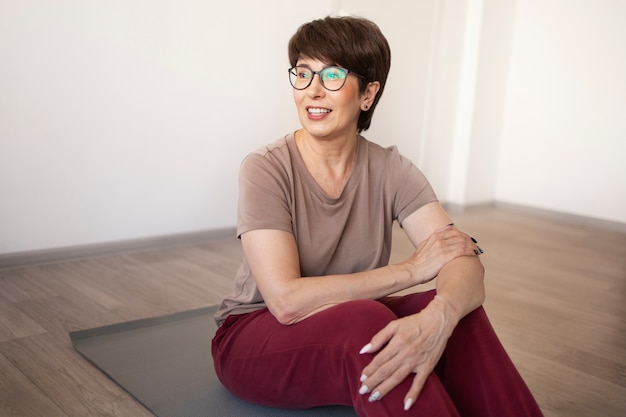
[286,132,365,203]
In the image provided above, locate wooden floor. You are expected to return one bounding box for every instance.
[1,207,624,416]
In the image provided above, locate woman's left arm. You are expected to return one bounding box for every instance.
[358,201,485,410]
[403,201,486,318]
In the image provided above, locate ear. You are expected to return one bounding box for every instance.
[361,81,381,111]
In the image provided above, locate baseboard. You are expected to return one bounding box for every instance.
[3,202,624,271]
[0,227,237,271]
[442,200,626,233]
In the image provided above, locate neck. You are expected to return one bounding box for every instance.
[295,129,357,167]
[295,129,359,198]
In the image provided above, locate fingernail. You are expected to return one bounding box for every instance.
[368,391,381,402]
[474,249,479,255]
[359,343,371,354]
[360,374,368,383]
[404,398,413,411]
[359,385,369,395]
[478,246,484,254]
[447,223,455,227]
[471,237,478,243]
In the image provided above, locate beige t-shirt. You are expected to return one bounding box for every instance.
[214,133,437,325]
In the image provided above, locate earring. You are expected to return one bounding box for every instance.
[364,104,369,110]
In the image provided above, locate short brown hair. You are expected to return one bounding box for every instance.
[288,16,391,133]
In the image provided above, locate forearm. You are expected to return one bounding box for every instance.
[243,229,426,325]
[244,225,481,325]
[434,256,485,323]
[270,262,416,325]
[263,233,479,325]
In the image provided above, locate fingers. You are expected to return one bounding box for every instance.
[359,342,432,408]
[404,370,431,410]
[448,224,484,255]
[428,225,484,258]
[358,320,426,404]
[357,309,450,409]
[359,361,411,404]
[409,228,481,284]
[358,321,404,401]
[358,321,396,356]
[359,362,432,411]
[471,236,484,255]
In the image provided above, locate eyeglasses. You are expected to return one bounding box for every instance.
[288,65,364,91]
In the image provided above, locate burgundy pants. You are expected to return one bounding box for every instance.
[212,290,543,417]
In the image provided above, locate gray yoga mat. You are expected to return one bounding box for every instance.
[70,305,357,417]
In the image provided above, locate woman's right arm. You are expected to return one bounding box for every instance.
[241,224,477,325]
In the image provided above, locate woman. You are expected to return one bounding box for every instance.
[212,16,543,417]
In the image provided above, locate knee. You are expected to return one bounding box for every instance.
[331,299,396,325]
[449,305,497,343]
[318,300,397,349]
[460,305,489,328]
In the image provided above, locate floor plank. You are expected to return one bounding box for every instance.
[0,351,69,417]
[0,301,47,342]
[0,334,154,417]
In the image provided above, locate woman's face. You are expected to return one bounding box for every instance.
[292,58,367,141]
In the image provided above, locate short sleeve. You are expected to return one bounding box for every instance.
[390,149,438,225]
[236,151,294,238]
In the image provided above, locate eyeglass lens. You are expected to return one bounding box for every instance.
[289,66,349,91]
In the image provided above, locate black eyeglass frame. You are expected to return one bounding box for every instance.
[288,65,366,91]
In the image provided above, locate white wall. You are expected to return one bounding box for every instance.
[2,0,624,256]
[496,0,626,223]
[398,0,626,223]
[0,0,331,254]
[465,0,516,205]
[420,0,478,203]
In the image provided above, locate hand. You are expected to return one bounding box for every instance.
[405,225,481,285]
[358,296,457,411]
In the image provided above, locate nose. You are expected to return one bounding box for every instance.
[307,73,325,97]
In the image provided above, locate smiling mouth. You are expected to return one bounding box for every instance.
[307,107,331,115]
